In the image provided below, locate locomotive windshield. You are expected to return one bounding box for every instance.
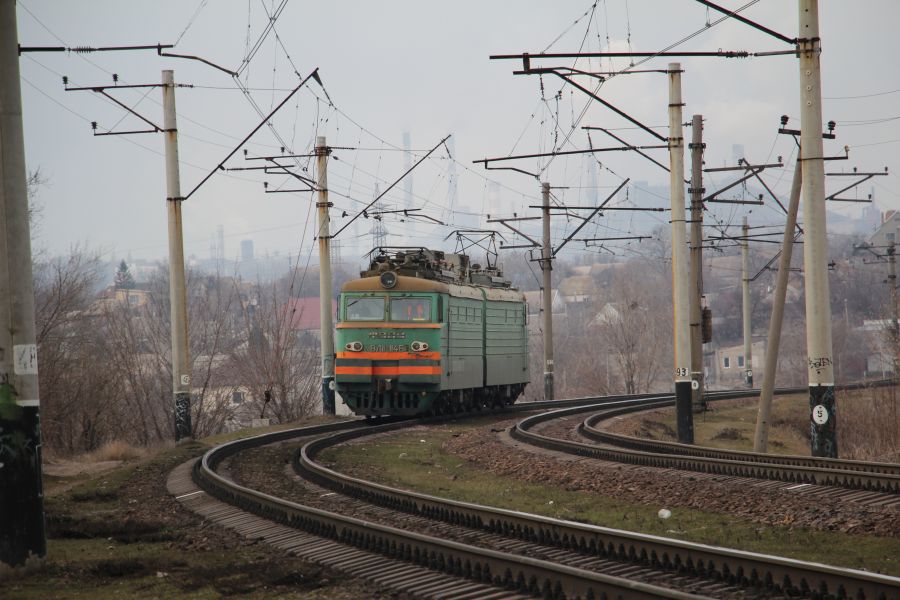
[390,297,432,322]
[345,296,385,321]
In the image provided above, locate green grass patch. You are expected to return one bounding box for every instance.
[203,415,355,447]
[643,394,810,455]
[7,538,360,599]
[321,425,900,575]
[8,422,379,600]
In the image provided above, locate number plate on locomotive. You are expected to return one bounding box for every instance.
[368,331,405,339]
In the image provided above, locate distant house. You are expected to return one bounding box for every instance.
[113,286,151,308]
[281,296,338,342]
[589,302,622,327]
[868,210,900,248]
[522,289,566,317]
[860,319,896,378]
[709,340,766,388]
[191,353,265,431]
[84,284,152,315]
[558,275,595,305]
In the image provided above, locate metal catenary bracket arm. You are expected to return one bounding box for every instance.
[486,218,541,250]
[331,134,451,239]
[584,126,680,181]
[475,144,668,165]
[65,83,172,135]
[479,162,541,179]
[552,179,630,257]
[518,68,667,143]
[751,232,803,281]
[263,161,319,190]
[574,236,650,242]
[702,167,766,202]
[20,43,174,55]
[825,169,888,201]
[183,68,322,201]
[693,0,797,45]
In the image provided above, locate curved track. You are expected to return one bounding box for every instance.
[511,390,900,495]
[181,392,900,599]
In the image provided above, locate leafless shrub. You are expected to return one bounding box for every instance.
[837,384,900,461]
[228,278,320,423]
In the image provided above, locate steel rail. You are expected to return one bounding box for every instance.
[522,383,900,491]
[292,391,899,599]
[516,399,900,493]
[192,391,900,598]
[193,399,705,599]
[580,416,900,476]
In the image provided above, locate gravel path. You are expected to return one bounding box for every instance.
[445,417,900,538]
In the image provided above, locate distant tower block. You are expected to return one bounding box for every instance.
[403,131,413,210]
[240,239,254,262]
[216,224,225,263]
[351,196,363,261]
[370,184,388,250]
[447,137,458,211]
[479,181,501,228]
[586,153,599,204]
[330,238,342,265]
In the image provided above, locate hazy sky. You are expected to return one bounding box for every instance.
[16,1,900,266]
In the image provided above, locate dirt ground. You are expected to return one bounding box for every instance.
[443,417,900,539]
[6,437,398,600]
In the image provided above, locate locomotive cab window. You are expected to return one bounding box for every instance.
[391,297,432,322]
[345,296,385,321]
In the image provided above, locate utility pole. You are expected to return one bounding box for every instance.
[741,216,753,388]
[668,64,693,444]
[0,0,46,571]
[688,114,706,410]
[754,160,803,453]
[889,242,898,331]
[888,242,899,373]
[798,0,836,458]
[541,181,554,400]
[316,136,336,415]
[162,70,192,440]
[487,179,634,401]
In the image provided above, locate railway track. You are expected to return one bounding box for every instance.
[177,392,900,599]
[511,392,900,498]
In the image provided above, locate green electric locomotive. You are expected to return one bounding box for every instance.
[335,248,529,416]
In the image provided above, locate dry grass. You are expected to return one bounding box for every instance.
[839,385,900,462]
[82,440,150,463]
[612,387,900,462]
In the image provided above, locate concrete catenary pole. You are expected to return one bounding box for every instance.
[741,216,753,388]
[753,159,803,453]
[541,181,555,400]
[889,242,897,331]
[888,242,898,372]
[316,136,336,414]
[162,70,192,441]
[798,0,837,457]
[668,63,693,443]
[0,0,46,572]
[688,114,706,411]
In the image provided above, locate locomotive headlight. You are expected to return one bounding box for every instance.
[345,341,363,352]
[410,340,429,352]
[380,271,397,289]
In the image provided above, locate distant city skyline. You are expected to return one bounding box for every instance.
[17,1,900,264]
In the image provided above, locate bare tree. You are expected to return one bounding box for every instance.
[32,247,115,452]
[593,271,672,394]
[229,279,320,423]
